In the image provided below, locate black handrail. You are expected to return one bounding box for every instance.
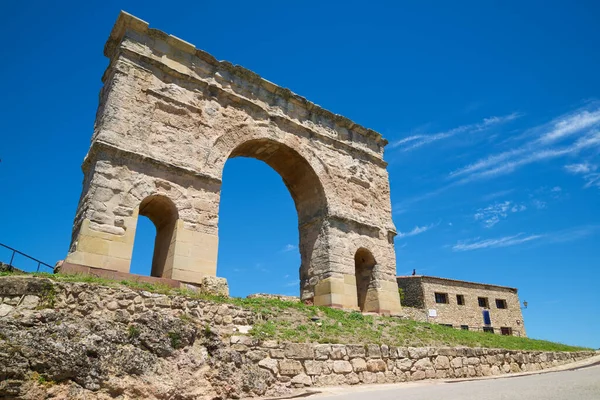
[0,242,54,273]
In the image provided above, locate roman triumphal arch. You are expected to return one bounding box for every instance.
[65,12,401,314]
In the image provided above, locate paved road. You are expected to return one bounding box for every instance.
[311,364,600,400]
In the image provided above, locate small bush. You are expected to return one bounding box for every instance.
[128,325,141,339]
[168,331,182,349]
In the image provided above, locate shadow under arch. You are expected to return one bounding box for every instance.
[354,247,376,312]
[223,138,329,300]
[136,194,179,278]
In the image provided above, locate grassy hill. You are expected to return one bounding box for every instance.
[1,271,589,352]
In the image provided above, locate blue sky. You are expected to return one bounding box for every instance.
[1,1,599,348]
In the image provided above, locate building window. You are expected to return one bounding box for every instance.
[501,327,512,336]
[435,292,449,304]
[496,299,507,309]
[456,294,465,305]
[440,323,453,328]
[478,297,489,308]
[460,325,469,330]
[483,327,495,334]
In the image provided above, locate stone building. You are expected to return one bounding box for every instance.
[397,276,526,337]
[62,12,401,314]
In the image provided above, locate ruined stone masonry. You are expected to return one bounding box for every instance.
[65,11,401,313]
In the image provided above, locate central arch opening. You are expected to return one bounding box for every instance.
[216,138,327,300]
[218,158,299,296]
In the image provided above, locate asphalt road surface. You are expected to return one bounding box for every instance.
[312,364,600,400]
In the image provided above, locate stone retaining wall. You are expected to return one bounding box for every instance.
[0,276,596,399]
[232,340,594,388]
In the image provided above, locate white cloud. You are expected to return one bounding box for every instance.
[551,186,562,192]
[583,174,600,189]
[474,201,526,228]
[397,223,436,238]
[449,105,600,183]
[389,113,520,151]
[539,109,600,143]
[482,189,515,202]
[281,244,297,252]
[547,226,598,243]
[531,199,547,210]
[564,162,600,189]
[565,162,597,174]
[451,225,598,252]
[452,233,544,251]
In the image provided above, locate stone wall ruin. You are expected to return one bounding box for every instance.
[65,11,401,313]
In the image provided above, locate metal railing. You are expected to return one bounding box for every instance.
[0,243,54,273]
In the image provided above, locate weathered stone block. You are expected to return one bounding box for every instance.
[304,360,323,375]
[366,359,387,372]
[258,358,278,374]
[366,344,381,359]
[434,355,450,369]
[291,373,312,387]
[413,358,433,371]
[360,371,377,384]
[351,358,367,372]
[396,358,413,371]
[315,344,331,360]
[285,343,314,360]
[450,357,463,368]
[333,360,353,374]
[330,344,347,359]
[279,360,304,376]
[408,347,428,359]
[346,344,366,358]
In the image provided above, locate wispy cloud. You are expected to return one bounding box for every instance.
[397,223,436,238]
[474,200,527,228]
[565,162,597,174]
[451,225,598,252]
[547,225,598,243]
[449,105,600,183]
[565,162,600,188]
[531,199,547,209]
[452,233,544,251]
[254,262,268,272]
[389,113,520,151]
[281,244,297,253]
[482,189,515,202]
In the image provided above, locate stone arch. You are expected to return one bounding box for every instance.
[134,194,179,278]
[65,12,402,314]
[354,247,376,312]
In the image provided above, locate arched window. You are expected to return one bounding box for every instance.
[354,248,376,312]
[131,194,178,278]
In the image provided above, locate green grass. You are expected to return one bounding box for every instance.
[0,271,591,352]
[250,309,589,352]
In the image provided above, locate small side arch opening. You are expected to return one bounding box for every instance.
[354,248,376,312]
[132,194,179,278]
